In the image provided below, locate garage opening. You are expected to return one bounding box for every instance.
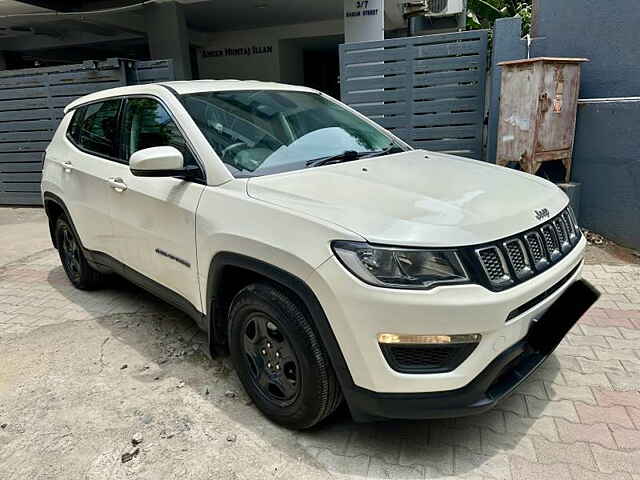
[279,35,342,98]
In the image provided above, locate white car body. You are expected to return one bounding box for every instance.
[41,80,596,424]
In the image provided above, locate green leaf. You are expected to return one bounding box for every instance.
[466,0,531,34]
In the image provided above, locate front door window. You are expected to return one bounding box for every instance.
[121,98,201,176]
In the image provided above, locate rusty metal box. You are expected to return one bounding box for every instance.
[496,57,588,181]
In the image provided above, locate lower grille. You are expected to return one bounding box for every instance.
[380,343,478,374]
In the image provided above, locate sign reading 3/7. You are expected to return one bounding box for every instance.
[345,0,379,18]
[344,0,383,42]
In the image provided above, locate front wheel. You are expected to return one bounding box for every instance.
[55,217,105,290]
[228,283,342,429]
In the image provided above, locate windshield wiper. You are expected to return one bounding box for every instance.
[359,144,405,159]
[305,150,362,168]
[305,144,405,168]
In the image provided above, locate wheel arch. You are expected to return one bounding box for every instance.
[43,192,76,250]
[206,252,355,396]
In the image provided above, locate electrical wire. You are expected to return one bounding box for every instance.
[0,0,157,19]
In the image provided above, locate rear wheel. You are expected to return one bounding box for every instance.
[55,217,105,290]
[228,283,342,429]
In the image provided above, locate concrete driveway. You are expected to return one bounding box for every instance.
[1,207,640,479]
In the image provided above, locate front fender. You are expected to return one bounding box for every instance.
[203,250,357,412]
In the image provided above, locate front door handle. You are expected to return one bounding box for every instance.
[107,177,127,192]
[62,160,73,173]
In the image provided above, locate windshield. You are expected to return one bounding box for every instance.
[181,90,406,177]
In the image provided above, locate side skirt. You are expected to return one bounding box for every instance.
[84,250,208,335]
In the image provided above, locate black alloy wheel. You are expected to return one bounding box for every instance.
[228,283,343,429]
[59,222,82,282]
[241,312,301,407]
[54,217,105,290]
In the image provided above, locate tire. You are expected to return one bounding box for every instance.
[228,283,342,429]
[55,217,105,290]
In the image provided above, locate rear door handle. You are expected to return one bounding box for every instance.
[62,160,73,173]
[107,177,127,192]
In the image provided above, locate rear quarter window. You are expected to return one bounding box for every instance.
[67,108,84,144]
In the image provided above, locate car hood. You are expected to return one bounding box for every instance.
[246,150,568,247]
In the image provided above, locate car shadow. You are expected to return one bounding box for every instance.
[46,265,563,478]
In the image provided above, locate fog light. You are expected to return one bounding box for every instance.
[377,333,481,345]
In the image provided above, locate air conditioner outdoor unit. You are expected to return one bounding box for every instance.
[385,0,465,30]
[406,0,465,17]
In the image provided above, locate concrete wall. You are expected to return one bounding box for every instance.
[196,19,343,82]
[529,0,640,249]
[572,99,640,249]
[145,1,192,80]
[199,36,280,82]
[532,0,640,99]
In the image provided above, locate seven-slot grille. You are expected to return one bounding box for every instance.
[478,247,506,280]
[504,239,533,280]
[474,207,581,291]
[541,224,562,261]
[562,210,578,242]
[524,232,550,271]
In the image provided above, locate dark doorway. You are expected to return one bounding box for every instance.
[303,48,340,99]
[190,45,200,80]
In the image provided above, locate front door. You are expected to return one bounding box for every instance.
[107,96,206,312]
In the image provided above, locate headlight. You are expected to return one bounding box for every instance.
[331,241,469,289]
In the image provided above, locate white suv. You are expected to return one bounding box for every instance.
[41,80,599,429]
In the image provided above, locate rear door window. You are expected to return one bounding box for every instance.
[77,99,122,159]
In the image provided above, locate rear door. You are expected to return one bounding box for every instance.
[107,96,206,312]
[56,99,123,256]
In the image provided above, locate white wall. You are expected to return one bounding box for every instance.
[197,19,343,82]
[199,39,280,81]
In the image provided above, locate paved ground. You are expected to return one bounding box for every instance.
[1,207,640,480]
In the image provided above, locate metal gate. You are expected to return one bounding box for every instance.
[0,58,175,206]
[339,30,489,159]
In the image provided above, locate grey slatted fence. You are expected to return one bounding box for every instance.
[0,58,175,206]
[125,59,176,85]
[340,30,489,160]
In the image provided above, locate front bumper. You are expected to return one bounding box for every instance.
[308,237,588,394]
[306,236,598,421]
[341,279,600,421]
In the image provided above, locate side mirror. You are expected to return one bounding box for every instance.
[130,146,186,177]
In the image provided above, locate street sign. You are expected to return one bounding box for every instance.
[344,0,384,43]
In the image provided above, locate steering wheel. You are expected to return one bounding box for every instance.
[221,142,248,161]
